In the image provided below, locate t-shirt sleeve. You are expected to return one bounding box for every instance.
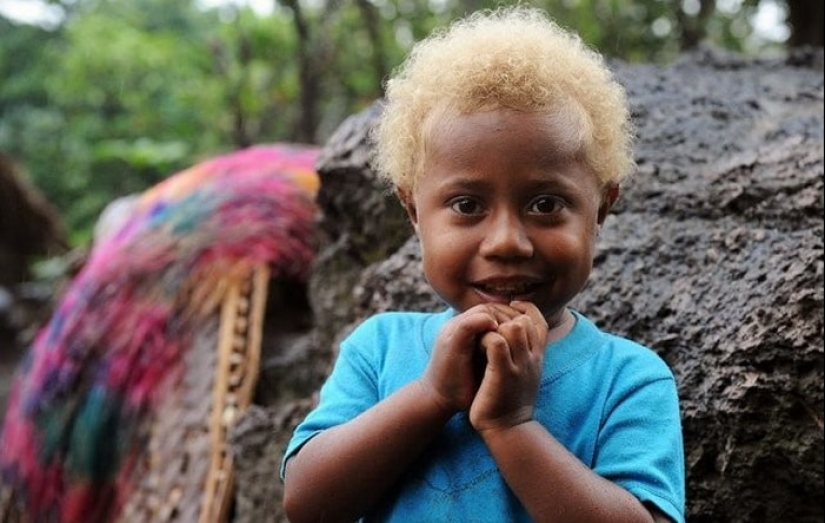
[595,359,686,523]
[279,319,381,481]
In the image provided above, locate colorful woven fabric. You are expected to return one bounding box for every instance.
[0,144,320,522]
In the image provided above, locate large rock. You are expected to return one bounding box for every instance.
[233,47,824,523]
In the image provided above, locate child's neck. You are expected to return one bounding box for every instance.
[546,308,575,344]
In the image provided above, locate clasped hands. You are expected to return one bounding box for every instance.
[421,301,549,433]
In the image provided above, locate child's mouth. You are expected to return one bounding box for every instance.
[474,281,540,302]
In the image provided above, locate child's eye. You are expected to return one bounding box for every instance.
[527,196,563,214]
[449,197,484,215]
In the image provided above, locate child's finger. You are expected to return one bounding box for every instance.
[479,330,511,368]
[508,301,549,350]
[481,303,521,324]
[508,300,548,329]
[450,308,501,345]
[496,317,531,363]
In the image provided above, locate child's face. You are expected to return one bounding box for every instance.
[401,108,614,323]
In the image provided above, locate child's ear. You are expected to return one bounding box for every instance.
[397,188,420,232]
[597,183,620,225]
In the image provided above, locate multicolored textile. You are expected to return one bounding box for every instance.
[1,144,320,522]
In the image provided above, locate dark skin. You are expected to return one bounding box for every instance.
[282,109,671,522]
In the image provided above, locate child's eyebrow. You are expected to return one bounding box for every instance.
[434,177,489,190]
[422,170,486,188]
[431,174,577,195]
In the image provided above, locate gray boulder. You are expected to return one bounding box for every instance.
[232,47,824,523]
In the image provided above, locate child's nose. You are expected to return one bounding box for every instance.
[479,210,533,259]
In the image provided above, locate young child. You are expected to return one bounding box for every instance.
[281,6,685,523]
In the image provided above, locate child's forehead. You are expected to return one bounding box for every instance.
[414,108,598,190]
[424,99,585,130]
[423,106,589,163]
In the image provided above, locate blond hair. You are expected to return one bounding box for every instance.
[372,5,634,195]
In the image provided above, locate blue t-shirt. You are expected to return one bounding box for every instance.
[282,309,685,523]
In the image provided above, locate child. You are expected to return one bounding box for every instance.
[281,6,685,523]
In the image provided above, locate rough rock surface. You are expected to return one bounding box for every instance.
[232,47,824,523]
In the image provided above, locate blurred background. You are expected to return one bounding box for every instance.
[1,4,821,520]
[0,0,821,248]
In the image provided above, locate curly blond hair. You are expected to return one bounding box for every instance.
[372,5,634,195]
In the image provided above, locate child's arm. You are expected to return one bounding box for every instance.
[474,302,673,523]
[282,379,455,523]
[282,306,506,523]
[481,422,662,522]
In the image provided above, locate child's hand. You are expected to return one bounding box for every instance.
[469,301,549,433]
[420,304,515,415]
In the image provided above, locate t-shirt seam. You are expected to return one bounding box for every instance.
[540,317,605,385]
[628,483,684,523]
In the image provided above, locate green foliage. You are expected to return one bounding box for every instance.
[214,10,303,141]
[1,1,230,239]
[0,0,794,247]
